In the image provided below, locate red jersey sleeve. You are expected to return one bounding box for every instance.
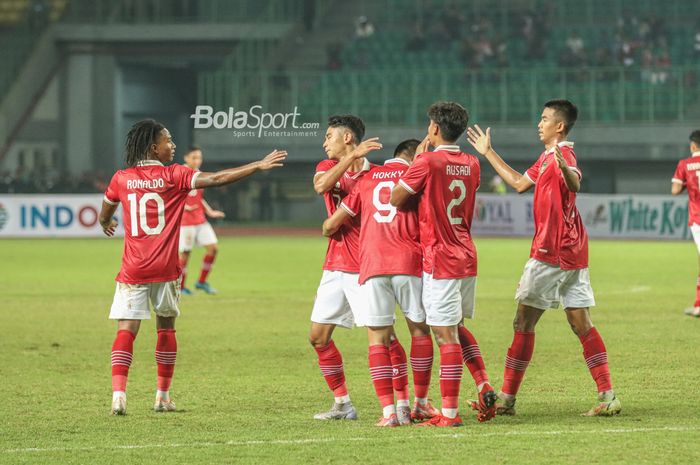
[171,164,199,192]
[673,160,687,185]
[525,154,544,184]
[104,173,120,205]
[398,153,429,194]
[339,185,362,217]
[315,159,336,175]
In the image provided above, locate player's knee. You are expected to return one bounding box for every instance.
[308,333,330,348]
[207,245,218,255]
[512,316,535,332]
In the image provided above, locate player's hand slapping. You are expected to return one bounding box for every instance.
[259,149,287,170]
[102,219,118,237]
[350,137,383,159]
[466,124,492,156]
[553,146,567,170]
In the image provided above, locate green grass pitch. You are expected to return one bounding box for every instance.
[2,236,700,464]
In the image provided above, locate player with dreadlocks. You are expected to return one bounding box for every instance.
[99,119,286,415]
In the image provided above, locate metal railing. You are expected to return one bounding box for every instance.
[197,65,700,125]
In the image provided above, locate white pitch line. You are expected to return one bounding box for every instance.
[3,425,699,454]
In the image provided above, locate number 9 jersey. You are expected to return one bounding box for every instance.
[339,158,422,285]
[398,145,480,279]
[104,160,200,284]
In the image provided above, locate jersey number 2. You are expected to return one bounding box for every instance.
[127,193,165,236]
[447,180,466,225]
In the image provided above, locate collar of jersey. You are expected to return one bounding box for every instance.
[433,144,460,152]
[693,151,700,157]
[137,160,164,167]
[544,141,574,154]
[346,157,371,179]
[384,158,410,166]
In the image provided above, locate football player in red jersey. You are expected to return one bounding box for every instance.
[391,102,497,426]
[99,119,285,415]
[672,130,700,317]
[467,99,621,417]
[322,139,440,426]
[178,146,225,295]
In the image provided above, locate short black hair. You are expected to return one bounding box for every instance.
[185,145,202,157]
[328,115,365,144]
[394,139,421,158]
[690,130,700,147]
[544,99,578,135]
[124,119,165,168]
[427,101,469,143]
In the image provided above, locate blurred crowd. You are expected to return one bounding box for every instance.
[0,169,108,194]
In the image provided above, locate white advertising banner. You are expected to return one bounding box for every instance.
[472,193,691,240]
[0,195,124,237]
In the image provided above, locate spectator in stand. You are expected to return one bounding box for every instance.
[355,16,375,39]
[652,46,671,85]
[694,20,700,59]
[406,23,427,52]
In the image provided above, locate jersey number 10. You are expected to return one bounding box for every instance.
[127,193,166,236]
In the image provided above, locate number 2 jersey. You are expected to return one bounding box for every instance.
[339,158,422,284]
[315,158,372,273]
[104,160,200,284]
[398,145,481,279]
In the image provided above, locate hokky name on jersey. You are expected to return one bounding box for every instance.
[339,158,421,284]
[104,160,199,284]
[315,158,372,273]
[398,145,480,279]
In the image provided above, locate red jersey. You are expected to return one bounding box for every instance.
[182,187,206,226]
[104,160,199,284]
[315,158,372,273]
[340,158,422,284]
[672,152,700,226]
[398,145,480,279]
[524,141,588,270]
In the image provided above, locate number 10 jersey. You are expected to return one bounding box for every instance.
[398,146,480,279]
[104,160,199,284]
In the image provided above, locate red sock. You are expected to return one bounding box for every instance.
[389,339,409,403]
[198,254,216,284]
[502,331,535,397]
[579,327,613,393]
[156,329,177,392]
[458,326,489,387]
[694,275,700,307]
[369,344,395,409]
[439,343,463,411]
[179,256,188,290]
[410,335,433,400]
[315,341,348,398]
[111,330,135,392]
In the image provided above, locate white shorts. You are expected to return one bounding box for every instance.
[179,222,218,253]
[422,273,476,326]
[362,275,425,327]
[310,271,366,328]
[691,224,700,254]
[109,279,181,320]
[515,258,596,310]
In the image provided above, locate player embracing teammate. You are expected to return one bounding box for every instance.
[100,119,286,415]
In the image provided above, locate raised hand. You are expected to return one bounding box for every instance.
[351,137,382,159]
[209,210,226,219]
[259,149,287,170]
[466,124,492,156]
[554,146,567,169]
[416,135,431,154]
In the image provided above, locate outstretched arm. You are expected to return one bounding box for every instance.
[99,202,118,237]
[466,125,534,193]
[194,150,286,189]
[202,199,225,218]
[313,138,382,194]
[322,207,352,237]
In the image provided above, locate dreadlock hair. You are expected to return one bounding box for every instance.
[125,119,165,167]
